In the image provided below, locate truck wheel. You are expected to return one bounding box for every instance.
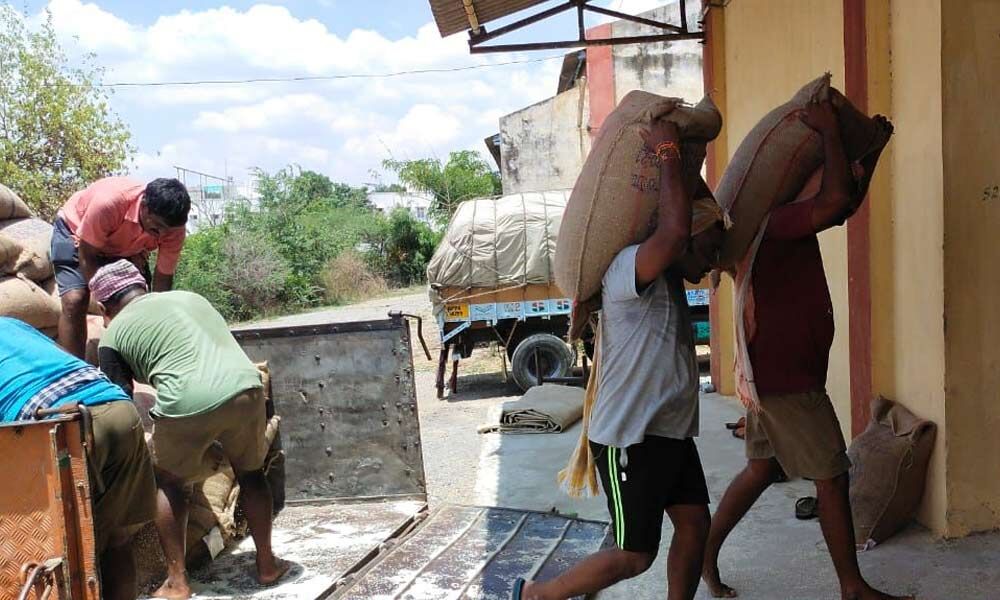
[511,333,575,391]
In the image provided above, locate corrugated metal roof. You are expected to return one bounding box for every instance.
[428,0,548,37]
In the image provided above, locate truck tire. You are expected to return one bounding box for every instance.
[511,333,576,391]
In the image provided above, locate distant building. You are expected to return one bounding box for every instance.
[497,1,703,195]
[367,191,433,224]
[185,181,259,233]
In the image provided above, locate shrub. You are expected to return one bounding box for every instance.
[174,167,443,321]
[323,251,388,305]
[219,229,288,320]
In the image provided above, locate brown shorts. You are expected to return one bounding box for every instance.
[150,387,268,483]
[87,401,157,554]
[745,390,851,481]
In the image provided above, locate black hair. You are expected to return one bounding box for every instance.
[104,283,147,310]
[144,178,191,227]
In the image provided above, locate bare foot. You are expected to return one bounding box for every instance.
[520,580,544,600]
[702,567,738,598]
[256,556,291,587]
[843,586,914,600]
[151,578,192,599]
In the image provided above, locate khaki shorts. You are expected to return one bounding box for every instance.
[745,390,851,481]
[87,401,157,554]
[150,387,268,483]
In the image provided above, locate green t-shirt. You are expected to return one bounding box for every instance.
[100,291,261,418]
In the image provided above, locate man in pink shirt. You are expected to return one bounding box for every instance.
[50,177,190,357]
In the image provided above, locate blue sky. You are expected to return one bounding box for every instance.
[15,0,667,187]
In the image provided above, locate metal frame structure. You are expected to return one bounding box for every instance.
[465,0,702,53]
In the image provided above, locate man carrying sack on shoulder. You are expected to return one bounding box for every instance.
[700,101,911,600]
[511,120,727,600]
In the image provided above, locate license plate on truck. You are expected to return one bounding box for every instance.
[444,303,470,321]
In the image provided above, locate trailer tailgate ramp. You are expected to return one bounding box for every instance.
[180,315,611,599]
[186,499,427,599]
[334,505,609,600]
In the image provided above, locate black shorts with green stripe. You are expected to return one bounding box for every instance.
[590,436,710,554]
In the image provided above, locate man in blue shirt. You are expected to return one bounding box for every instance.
[0,317,157,600]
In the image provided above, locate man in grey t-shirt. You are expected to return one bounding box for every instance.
[515,122,726,600]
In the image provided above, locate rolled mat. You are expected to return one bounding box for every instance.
[478,384,584,434]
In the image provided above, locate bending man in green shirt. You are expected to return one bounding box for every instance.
[91,260,288,599]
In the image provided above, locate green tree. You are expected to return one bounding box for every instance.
[365,208,441,287]
[290,169,334,204]
[0,6,134,219]
[256,165,370,212]
[372,183,406,193]
[329,182,371,210]
[383,150,501,223]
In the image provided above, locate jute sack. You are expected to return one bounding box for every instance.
[0,218,53,282]
[848,396,936,546]
[716,73,891,268]
[84,314,106,366]
[0,235,21,274]
[0,184,31,220]
[0,273,61,329]
[554,91,722,317]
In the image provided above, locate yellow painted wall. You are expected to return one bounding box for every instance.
[866,0,896,402]
[703,5,736,397]
[882,0,949,534]
[940,0,1000,536]
[710,0,1000,536]
[720,0,852,438]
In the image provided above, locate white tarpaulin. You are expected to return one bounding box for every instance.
[427,191,569,304]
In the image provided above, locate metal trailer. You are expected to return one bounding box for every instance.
[435,288,580,396]
[0,412,101,600]
[436,286,711,397]
[218,313,609,599]
[687,287,711,345]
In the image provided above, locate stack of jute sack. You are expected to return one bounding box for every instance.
[554,91,724,338]
[2,183,104,347]
[0,183,59,334]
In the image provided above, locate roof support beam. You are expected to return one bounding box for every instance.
[583,3,685,33]
[467,0,702,54]
[469,32,704,53]
[462,0,482,34]
[468,1,577,45]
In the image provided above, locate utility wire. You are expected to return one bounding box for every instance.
[89,54,565,88]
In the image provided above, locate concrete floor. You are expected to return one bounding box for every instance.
[458,391,1000,599]
[262,294,1000,599]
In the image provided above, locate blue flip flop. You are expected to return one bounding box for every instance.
[510,577,526,600]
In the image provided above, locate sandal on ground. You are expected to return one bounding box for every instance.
[510,577,526,600]
[726,417,747,439]
[795,496,819,520]
[725,417,746,430]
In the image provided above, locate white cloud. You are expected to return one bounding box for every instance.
[44,0,138,53]
[39,0,562,185]
[46,1,475,80]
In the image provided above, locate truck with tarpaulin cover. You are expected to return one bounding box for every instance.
[426,191,710,397]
